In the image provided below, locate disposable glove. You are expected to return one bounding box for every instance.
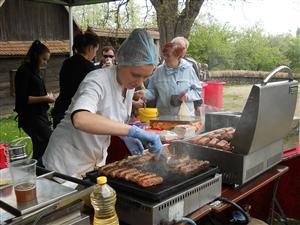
[170,95,182,106]
[120,136,144,155]
[128,126,163,155]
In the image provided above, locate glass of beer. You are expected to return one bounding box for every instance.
[9,159,37,203]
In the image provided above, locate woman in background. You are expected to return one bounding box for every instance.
[139,42,202,116]
[14,40,55,164]
[51,31,99,128]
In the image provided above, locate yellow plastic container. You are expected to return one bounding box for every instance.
[138,108,158,122]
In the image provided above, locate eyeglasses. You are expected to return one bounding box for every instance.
[103,55,114,58]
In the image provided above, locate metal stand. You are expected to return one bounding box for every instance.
[269,177,288,225]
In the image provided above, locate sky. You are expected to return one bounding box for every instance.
[199,0,300,35]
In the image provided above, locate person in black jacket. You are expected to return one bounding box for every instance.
[15,40,55,163]
[51,31,99,128]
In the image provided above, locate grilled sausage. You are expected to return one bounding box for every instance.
[197,137,211,145]
[207,138,220,147]
[215,140,230,150]
[191,136,202,144]
[116,168,138,178]
[137,176,163,187]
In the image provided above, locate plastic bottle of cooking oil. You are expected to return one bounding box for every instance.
[90,176,119,225]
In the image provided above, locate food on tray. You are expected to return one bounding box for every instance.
[168,156,210,174]
[99,154,163,187]
[207,138,220,147]
[173,124,196,139]
[150,121,202,132]
[159,130,180,142]
[98,152,210,187]
[102,166,163,187]
[215,140,231,151]
[190,127,235,151]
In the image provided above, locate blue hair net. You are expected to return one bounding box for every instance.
[117,28,157,66]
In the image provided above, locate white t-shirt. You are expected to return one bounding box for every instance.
[43,66,134,178]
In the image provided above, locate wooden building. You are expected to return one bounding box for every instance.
[0,0,77,115]
[0,0,160,116]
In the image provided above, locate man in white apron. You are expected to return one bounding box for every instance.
[43,29,162,178]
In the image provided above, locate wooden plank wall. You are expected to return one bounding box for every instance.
[0,0,70,41]
[0,55,67,116]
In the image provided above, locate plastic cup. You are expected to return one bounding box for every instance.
[9,159,37,203]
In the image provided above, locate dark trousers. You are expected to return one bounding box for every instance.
[18,113,52,165]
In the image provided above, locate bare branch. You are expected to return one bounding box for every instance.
[115,0,129,29]
[104,2,110,26]
[143,0,153,25]
[124,1,130,27]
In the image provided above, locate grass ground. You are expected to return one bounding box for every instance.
[222,84,300,117]
[0,114,33,154]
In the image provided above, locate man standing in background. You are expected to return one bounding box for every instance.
[100,46,116,68]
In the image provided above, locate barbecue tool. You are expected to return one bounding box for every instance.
[159,142,182,166]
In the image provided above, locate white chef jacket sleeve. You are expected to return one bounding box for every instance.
[70,75,104,114]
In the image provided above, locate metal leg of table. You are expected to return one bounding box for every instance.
[270,177,288,225]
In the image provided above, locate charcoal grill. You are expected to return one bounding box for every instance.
[181,65,298,186]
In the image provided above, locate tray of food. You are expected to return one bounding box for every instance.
[188,127,236,152]
[96,153,218,202]
[149,115,203,132]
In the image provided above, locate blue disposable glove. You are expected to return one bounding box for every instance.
[128,126,163,155]
[120,136,144,155]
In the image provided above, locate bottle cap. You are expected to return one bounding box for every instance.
[97,176,107,184]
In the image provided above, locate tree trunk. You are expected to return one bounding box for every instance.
[150,0,205,51]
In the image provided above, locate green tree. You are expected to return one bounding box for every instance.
[73,4,110,29]
[233,26,285,71]
[189,21,235,69]
[286,36,300,72]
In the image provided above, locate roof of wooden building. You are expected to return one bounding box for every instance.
[0,40,69,56]
[91,27,160,40]
[0,28,160,56]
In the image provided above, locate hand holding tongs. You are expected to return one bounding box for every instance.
[158,142,181,166]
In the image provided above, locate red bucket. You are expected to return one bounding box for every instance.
[0,143,9,169]
[203,81,225,108]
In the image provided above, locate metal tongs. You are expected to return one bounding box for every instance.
[159,142,181,166]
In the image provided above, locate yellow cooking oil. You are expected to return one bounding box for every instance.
[90,176,119,225]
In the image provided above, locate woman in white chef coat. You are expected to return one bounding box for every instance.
[42,29,162,178]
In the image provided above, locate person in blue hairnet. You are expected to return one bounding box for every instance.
[43,29,162,178]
